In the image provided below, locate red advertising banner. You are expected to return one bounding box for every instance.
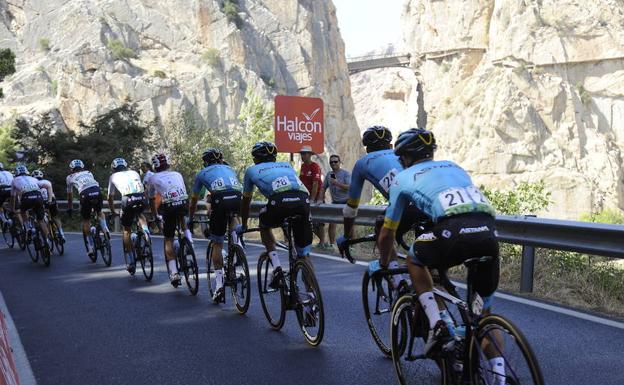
[0,311,19,385]
[274,95,324,154]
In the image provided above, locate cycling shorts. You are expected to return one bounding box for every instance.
[19,191,45,221]
[259,191,312,251]
[208,191,241,243]
[410,213,499,298]
[0,185,10,206]
[44,198,59,218]
[79,186,103,220]
[161,199,188,238]
[121,193,146,228]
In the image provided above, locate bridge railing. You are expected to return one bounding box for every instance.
[55,201,624,293]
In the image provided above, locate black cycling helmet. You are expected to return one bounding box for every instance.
[202,148,223,166]
[394,128,437,161]
[251,141,278,163]
[362,125,392,148]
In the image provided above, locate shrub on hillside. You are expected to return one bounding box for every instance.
[107,38,137,60]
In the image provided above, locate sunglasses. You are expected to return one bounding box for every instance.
[330,160,339,164]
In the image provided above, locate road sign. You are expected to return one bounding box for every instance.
[274,95,324,154]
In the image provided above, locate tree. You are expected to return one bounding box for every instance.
[0,48,16,98]
[481,180,551,215]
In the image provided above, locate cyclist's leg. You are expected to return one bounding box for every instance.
[162,205,180,283]
[48,201,65,239]
[258,203,280,269]
[34,198,48,238]
[176,201,192,242]
[292,199,313,259]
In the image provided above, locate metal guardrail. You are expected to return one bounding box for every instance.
[56,201,624,293]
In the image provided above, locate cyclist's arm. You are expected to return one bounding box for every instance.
[343,163,364,238]
[240,195,251,229]
[380,184,408,267]
[107,177,117,216]
[10,186,16,212]
[240,168,255,229]
[189,194,199,218]
[378,227,395,269]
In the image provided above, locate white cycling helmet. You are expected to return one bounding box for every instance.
[15,164,29,176]
[32,169,44,179]
[69,159,85,171]
[111,157,128,171]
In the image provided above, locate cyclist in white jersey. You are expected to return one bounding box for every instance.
[32,170,65,242]
[107,158,149,274]
[146,154,192,287]
[66,159,109,258]
[11,165,52,239]
[0,162,14,225]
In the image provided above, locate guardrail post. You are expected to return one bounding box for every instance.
[519,215,537,293]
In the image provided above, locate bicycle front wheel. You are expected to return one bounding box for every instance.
[180,238,199,295]
[49,221,64,256]
[362,270,397,356]
[26,229,38,263]
[205,241,217,299]
[230,244,251,314]
[257,252,286,330]
[469,314,544,385]
[99,230,112,267]
[391,294,449,385]
[39,230,51,267]
[138,233,153,281]
[293,259,324,346]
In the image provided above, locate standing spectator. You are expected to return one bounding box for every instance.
[320,155,351,249]
[299,145,326,248]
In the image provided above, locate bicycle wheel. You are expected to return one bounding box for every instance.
[98,230,112,267]
[205,241,217,299]
[362,270,399,356]
[3,221,14,248]
[230,244,251,314]
[257,252,286,330]
[293,259,324,346]
[391,294,449,385]
[49,221,64,256]
[39,230,51,267]
[138,233,153,281]
[180,238,199,295]
[26,228,38,263]
[469,314,544,385]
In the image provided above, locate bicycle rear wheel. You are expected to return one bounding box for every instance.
[3,221,14,248]
[49,221,64,256]
[39,230,51,267]
[230,244,251,314]
[205,241,217,299]
[180,238,199,295]
[362,270,398,356]
[469,314,544,385]
[26,227,38,263]
[138,233,153,281]
[391,294,449,385]
[293,259,324,346]
[98,230,112,267]
[257,252,286,330]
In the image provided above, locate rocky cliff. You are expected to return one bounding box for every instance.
[353,0,624,219]
[0,0,361,166]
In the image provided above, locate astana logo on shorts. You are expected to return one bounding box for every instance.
[441,230,452,238]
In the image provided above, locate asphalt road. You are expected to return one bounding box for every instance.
[0,234,623,385]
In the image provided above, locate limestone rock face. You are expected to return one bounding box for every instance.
[353,0,624,219]
[0,0,361,167]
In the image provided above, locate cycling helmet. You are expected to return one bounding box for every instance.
[32,169,44,179]
[362,125,392,148]
[111,157,128,171]
[15,164,29,176]
[151,153,169,172]
[394,128,437,160]
[69,159,85,171]
[202,148,223,166]
[251,141,277,162]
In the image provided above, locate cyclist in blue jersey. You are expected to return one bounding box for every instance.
[189,148,243,302]
[378,128,500,359]
[236,141,312,288]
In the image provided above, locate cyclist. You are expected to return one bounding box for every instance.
[0,162,13,225]
[146,153,191,287]
[11,165,52,240]
[337,125,421,284]
[236,141,312,288]
[107,158,149,274]
[378,128,500,365]
[66,159,109,259]
[189,148,242,302]
[32,169,65,242]
[140,161,154,187]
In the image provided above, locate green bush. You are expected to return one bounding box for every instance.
[481,180,551,215]
[153,70,167,78]
[223,0,243,29]
[260,74,275,88]
[202,48,221,67]
[51,80,58,95]
[0,48,16,98]
[580,208,624,224]
[576,83,591,105]
[107,38,137,60]
[38,37,51,52]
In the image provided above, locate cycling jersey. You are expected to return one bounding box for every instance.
[146,171,188,204]
[0,170,13,186]
[192,164,242,196]
[108,170,144,197]
[36,179,54,202]
[346,149,402,208]
[243,162,307,199]
[384,160,495,230]
[66,171,99,194]
[12,176,46,200]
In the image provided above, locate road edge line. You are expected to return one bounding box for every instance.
[0,290,37,385]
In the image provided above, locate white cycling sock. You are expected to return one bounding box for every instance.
[99,218,109,233]
[184,229,193,243]
[167,259,178,275]
[268,251,281,269]
[489,357,506,385]
[418,292,441,329]
[215,269,224,289]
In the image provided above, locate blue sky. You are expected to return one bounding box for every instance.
[333,0,404,58]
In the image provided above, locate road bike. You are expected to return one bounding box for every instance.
[244,215,325,346]
[25,212,51,267]
[81,212,112,266]
[197,213,251,313]
[1,211,16,248]
[390,256,544,385]
[123,214,154,281]
[44,210,64,256]
[163,219,199,295]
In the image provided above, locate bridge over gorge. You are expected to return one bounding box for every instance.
[346,53,412,74]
